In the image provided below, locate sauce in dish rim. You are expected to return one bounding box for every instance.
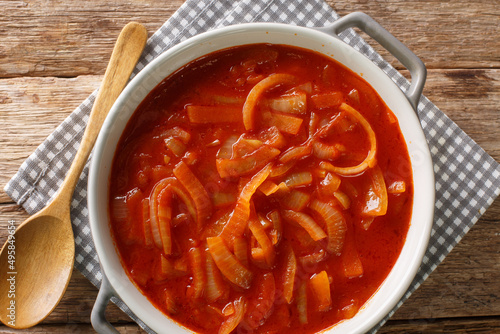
[108,43,413,334]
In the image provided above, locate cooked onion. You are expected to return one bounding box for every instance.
[319,103,377,176]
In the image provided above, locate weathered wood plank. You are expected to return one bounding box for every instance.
[380,317,500,333]
[331,0,500,70]
[392,201,500,320]
[0,0,498,78]
[0,0,185,78]
[0,75,102,203]
[421,69,500,163]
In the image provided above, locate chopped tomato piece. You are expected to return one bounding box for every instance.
[309,271,332,312]
[262,111,304,135]
[187,105,243,124]
[310,91,343,109]
[258,179,280,196]
[243,273,276,329]
[341,238,364,278]
[318,172,341,197]
[258,126,287,149]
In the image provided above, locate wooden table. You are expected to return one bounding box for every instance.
[1,0,498,333]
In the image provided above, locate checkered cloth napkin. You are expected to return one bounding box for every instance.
[5,0,500,332]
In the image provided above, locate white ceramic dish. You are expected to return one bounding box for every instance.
[88,12,434,334]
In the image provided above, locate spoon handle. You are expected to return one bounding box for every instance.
[55,22,148,206]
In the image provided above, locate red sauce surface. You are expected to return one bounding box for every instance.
[109,44,413,333]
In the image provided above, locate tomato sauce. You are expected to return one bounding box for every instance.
[108,44,413,333]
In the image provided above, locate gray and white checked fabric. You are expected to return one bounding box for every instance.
[4,0,500,332]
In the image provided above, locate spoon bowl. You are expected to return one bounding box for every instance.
[0,206,74,327]
[0,21,148,329]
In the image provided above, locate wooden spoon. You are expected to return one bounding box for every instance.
[0,22,148,329]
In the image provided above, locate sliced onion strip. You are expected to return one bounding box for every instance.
[207,236,253,289]
[188,246,206,299]
[173,161,212,228]
[220,163,273,244]
[279,145,312,164]
[309,200,347,255]
[218,297,247,334]
[157,186,173,255]
[267,91,307,114]
[319,103,377,176]
[150,177,197,250]
[297,281,308,324]
[282,245,297,304]
[282,190,310,211]
[282,210,327,241]
[284,171,313,188]
[248,220,275,267]
[312,141,340,161]
[362,165,388,216]
[216,145,280,179]
[243,73,297,130]
[205,250,226,303]
[141,198,153,248]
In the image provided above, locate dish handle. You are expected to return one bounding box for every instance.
[91,273,119,334]
[316,12,426,112]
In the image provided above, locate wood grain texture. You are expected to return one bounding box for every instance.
[0,76,102,203]
[0,0,498,332]
[0,0,498,78]
[379,317,500,333]
[0,0,185,78]
[331,0,500,70]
